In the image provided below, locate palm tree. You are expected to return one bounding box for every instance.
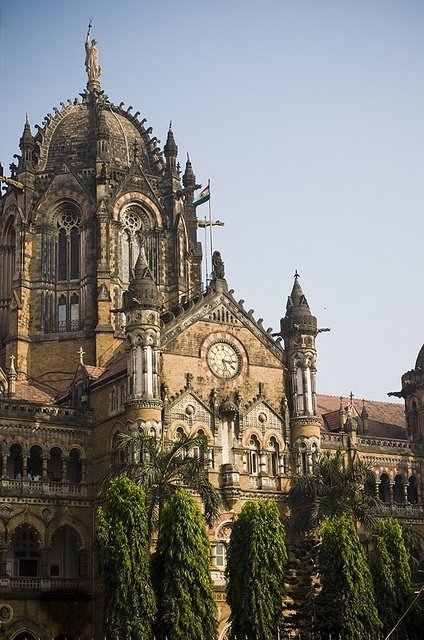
[288,449,380,534]
[103,432,220,537]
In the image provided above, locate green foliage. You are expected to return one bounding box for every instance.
[289,449,380,533]
[370,518,414,638]
[105,432,220,536]
[153,489,217,640]
[95,476,156,640]
[317,514,381,640]
[226,500,287,640]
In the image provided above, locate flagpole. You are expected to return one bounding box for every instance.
[208,179,213,281]
[204,223,209,290]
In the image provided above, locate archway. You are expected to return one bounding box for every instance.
[12,632,39,640]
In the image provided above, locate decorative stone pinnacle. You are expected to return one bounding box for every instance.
[78,347,85,365]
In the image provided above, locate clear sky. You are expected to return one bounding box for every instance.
[1,0,423,403]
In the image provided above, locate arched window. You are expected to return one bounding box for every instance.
[7,524,41,577]
[49,526,80,578]
[112,433,126,466]
[248,435,260,475]
[8,443,23,479]
[49,201,83,333]
[56,203,81,282]
[28,445,42,480]
[121,206,143,284]
[394,475,405,504]
[408,476,419,504]
[299,441,308,475]
[48,447,62,481]
[408,400,419,438]
[68,449,82,483]
[0,213,15,345]
[268,436,279,477]
[379,474,391,503]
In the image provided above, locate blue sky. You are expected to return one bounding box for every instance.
[1,0,424,402]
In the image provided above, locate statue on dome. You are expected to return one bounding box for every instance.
[85,20,101,84]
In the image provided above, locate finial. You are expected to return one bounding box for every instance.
[78,347,85,365]
[9,355,17,377]
[169,120,173,131]
[294,269,300,279]
[349,391,354,405]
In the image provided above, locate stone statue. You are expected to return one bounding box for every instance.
[85,21,101,84]
[212,250,225,279]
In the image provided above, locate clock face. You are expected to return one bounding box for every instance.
[207,341,241,379]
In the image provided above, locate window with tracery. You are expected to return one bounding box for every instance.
[121,206,143,283]
[56,204,81,282]
[48,201,83,333]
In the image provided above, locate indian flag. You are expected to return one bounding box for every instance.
[193,183,210,207]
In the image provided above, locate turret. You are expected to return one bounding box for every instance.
[19,115,35,169]
[164,122,178,176]
[281,272,322,472]
[123,252,163,431]
[183,153,196,204]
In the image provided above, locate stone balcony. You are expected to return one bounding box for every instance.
[0,478,88,498]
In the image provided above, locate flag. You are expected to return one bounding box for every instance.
[193,183,210,207]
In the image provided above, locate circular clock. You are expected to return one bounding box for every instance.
[207,341,242,379]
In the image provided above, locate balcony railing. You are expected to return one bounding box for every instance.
[0,479,88,497]
[0,577,88,591]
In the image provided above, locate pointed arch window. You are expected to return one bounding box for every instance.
[268,436,279,477]
[56,204,81,282]
[121,206,143,284]
[248,435,260,475]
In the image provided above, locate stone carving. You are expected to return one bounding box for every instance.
[212,251,225,279]
[85,22,101,84]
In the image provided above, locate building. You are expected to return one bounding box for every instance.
[0,34,423,640]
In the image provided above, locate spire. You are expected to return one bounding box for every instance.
[164,122,178,175]
[19,114,35,168]
[183,153,196,188]
[281,271,317,338]
[123,252,162,311]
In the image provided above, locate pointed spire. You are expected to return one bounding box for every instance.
[123,250,162,311]
[164,122,178,175]
[183,153,196,188]
[281,271,317,338]
[287,270,310,311]
[19,114,35,168]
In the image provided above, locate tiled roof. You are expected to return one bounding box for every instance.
[84,364,107,380]
[317,394,407,440]
[14,379,58,404]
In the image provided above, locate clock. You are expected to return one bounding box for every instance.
[206,341,242,379]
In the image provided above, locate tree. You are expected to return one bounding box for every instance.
[153,489,218,640]
[370,518,415,639]
[109,432,220,537]
[317,514,381,640]
[226,500,287,640]
[95,476,156,640]
[288,449,380,534]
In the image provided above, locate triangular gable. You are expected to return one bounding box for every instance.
[168,390,212,427]
[242,399,283,434]
[42,162,93,201]
[161,288,284,363]
[114,163,162,208]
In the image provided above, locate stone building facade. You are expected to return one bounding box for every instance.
[0,36,423,640]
